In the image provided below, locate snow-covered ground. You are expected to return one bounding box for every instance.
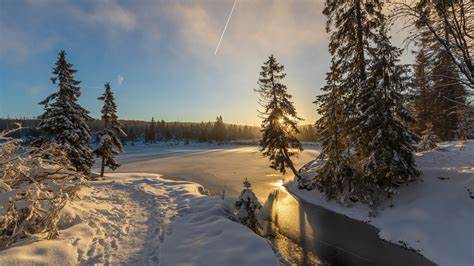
[0,173,279,265]
[287,141,474,266]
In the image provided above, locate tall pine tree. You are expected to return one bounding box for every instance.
[412,32,435,134]
[94,83,125,177]
[314,1,419,205]
[256,55,303,177]
[354,24,419,205]
[312,0,383,197]
[430,45,467,140]
[38,50,93,175]
[309,65,353,195]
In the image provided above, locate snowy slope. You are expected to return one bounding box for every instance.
[0,173,278,265]
[287,141,474,266]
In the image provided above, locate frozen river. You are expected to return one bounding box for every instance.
[100,143,434,265]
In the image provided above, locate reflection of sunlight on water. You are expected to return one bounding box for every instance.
[273,179,285,188]
[263,187,322,266]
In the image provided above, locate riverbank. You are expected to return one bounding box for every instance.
[0,173,280,265]
[287,141,474,266]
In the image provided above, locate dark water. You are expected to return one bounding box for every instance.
[260,188,435,266]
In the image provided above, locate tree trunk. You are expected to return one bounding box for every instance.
[284,149,300,179]
[100,156,105,177]
[288,161,300,179]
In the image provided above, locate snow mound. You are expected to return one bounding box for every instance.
[287,140,474,266]
[0,173,278,265]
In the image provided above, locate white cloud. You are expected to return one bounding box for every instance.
[117,75,124,86]
[83,1,136,32]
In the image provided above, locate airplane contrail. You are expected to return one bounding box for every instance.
[214,0,238,55]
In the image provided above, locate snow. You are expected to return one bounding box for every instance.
[0,173,278,265]
[287,140,474,266]
[115,141,234,164]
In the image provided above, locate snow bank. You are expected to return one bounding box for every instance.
[287,141,474,266]
[160,193,275,265]
[0,173,278,265]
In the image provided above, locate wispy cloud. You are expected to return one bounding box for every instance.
[73,1,137,32]
[117,75,124,86]
[0,27,30,62]
[24,0,137,32]
[0,27,59,63]
[168,1,325,59]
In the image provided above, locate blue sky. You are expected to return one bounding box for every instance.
[0,0,410,125]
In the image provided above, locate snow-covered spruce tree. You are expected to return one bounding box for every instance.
[235,179,262,233]
[94,83,125,177]
[418,122,439,151]
[312,0,382,198]
[308,65,354,196]
[38,50,93,175]
[256,55,303,178]
[354,23,419,205]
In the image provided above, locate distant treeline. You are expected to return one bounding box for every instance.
[0,117,319,143]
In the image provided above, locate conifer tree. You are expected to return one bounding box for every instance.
[313,0,383,196]
[38,50,93,175]
[308,66,353,194]
[315,1,420,205]
[412,34,435,134]
[418,122,439,151]
[256,55,303,177]
[145,118,157,143]
[354,24,419,204]
[411,23,469,142]
[235,179,262,233]
[430,45,467,141]
[94,83,125,177]
[212,115,226,142]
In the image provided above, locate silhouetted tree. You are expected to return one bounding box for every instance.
[256,55,303,177]
[212,115,226,142]
[145,117,157,143]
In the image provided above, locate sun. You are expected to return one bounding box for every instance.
[278,117,285,125]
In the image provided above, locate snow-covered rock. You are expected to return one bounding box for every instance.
[287,140,474,266]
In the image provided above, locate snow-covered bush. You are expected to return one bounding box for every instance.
[417,123,439,151]
[235,179,262,233]
[0,125,84,249]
